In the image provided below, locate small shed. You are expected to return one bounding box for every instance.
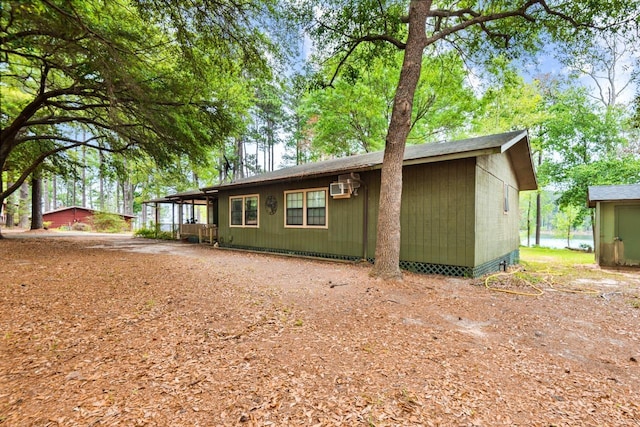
[43,206,135,230]
[201,130,537,277]
[588,184,640,267]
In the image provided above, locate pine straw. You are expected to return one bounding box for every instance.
[1,237,639,426]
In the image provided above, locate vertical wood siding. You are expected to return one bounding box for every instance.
[399,159,475,266]
[217,154,521,270]
[217,176,366,258]
[596,201,640,266]
[474,153,520,265]
[43,208,93,228]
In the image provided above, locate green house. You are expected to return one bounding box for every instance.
[588,184,640,267]
[200,130,537,277]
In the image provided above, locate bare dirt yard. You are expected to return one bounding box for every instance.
[1,232,639,426]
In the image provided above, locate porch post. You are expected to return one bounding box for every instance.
[154,202,159,238]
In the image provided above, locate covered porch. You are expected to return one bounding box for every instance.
[143,189,218,243]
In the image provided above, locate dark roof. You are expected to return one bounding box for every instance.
[201,130,537,192]
[144,189,216,205]
[43,206,135,218]
[588,184,640,207]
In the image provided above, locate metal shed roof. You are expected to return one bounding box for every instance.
[588,184,640,207]
[201,130,537,192]
[43,205,136,218]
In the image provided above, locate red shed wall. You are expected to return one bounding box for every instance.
[43,209,93,229]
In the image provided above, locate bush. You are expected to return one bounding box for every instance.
[43,221,52,230]
[134,227,174,240]
[91,212,130,233]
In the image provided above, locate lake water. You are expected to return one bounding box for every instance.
[520,232,594,249]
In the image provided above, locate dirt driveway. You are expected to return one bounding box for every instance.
[1,233,639,426]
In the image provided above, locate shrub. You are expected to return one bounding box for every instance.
[91,212,129,233]
[42,221,52,230]
[134,227,174,240]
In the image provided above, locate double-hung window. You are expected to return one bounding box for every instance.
[285,189,327,228]
[230,195,259,227]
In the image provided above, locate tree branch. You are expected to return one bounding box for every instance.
[1,142,83,200]
[43,101,111,111]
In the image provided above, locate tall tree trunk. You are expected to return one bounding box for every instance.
[3,173,16,232]
[31,170,43,230]
[82,144,87,207]
[43,175,48,212]
[99,152,105,211]
[371,0,428,280]
[52,174,57,209]
[66,179,71,206]
[255,126,260,172]
[535,151,542,245]
[526,195,532,247]
[72,176,77,206]
[236,137,245,179]
[116,180,120,213]
[18,181,29,228]
[5,190,16,228]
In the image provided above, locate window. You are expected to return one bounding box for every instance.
[286,192,303,225]
[285,188,327,228]
[503,182,510,213]
[230,195,259,227]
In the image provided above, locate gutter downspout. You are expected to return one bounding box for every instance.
[350,173,368,261]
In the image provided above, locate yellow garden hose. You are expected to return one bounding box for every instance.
[484,271,544,296]
[484,270,600,297]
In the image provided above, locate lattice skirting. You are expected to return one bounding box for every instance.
[397,250,520,278]
[218,244,519,278]
[218,244,362,262]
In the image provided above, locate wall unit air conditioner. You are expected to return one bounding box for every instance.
[330,182,351,198]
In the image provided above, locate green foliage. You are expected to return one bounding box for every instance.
[552,205,581,247]
[472,56,548,134]
[297,51,477,159]
[91,212,130,233]
[536,83,639,225]
[134,227,174,240]
[0,0,281,211]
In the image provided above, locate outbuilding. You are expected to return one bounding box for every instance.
[43,206,135,230]
[588,184,640,267]
[201,130,537,277]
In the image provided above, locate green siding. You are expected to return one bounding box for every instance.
[216,153,523,274]
[217,177,367,259]
[616,205,640,265]
[596,201,640,266]
[596,202,617,265]
[399,159,475,267]
[474,153,521,266]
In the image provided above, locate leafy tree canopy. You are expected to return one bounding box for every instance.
[0,0,279,208]
[297,50,478,158]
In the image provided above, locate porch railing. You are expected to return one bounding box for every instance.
[179,223,218,243]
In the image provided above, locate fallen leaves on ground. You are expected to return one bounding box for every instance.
[1,235,639,426]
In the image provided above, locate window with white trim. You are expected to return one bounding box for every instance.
[285,189,327,228]
[230,195,259,227]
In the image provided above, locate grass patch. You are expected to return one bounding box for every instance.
[519,246,599,282]
[520,246,595,270]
